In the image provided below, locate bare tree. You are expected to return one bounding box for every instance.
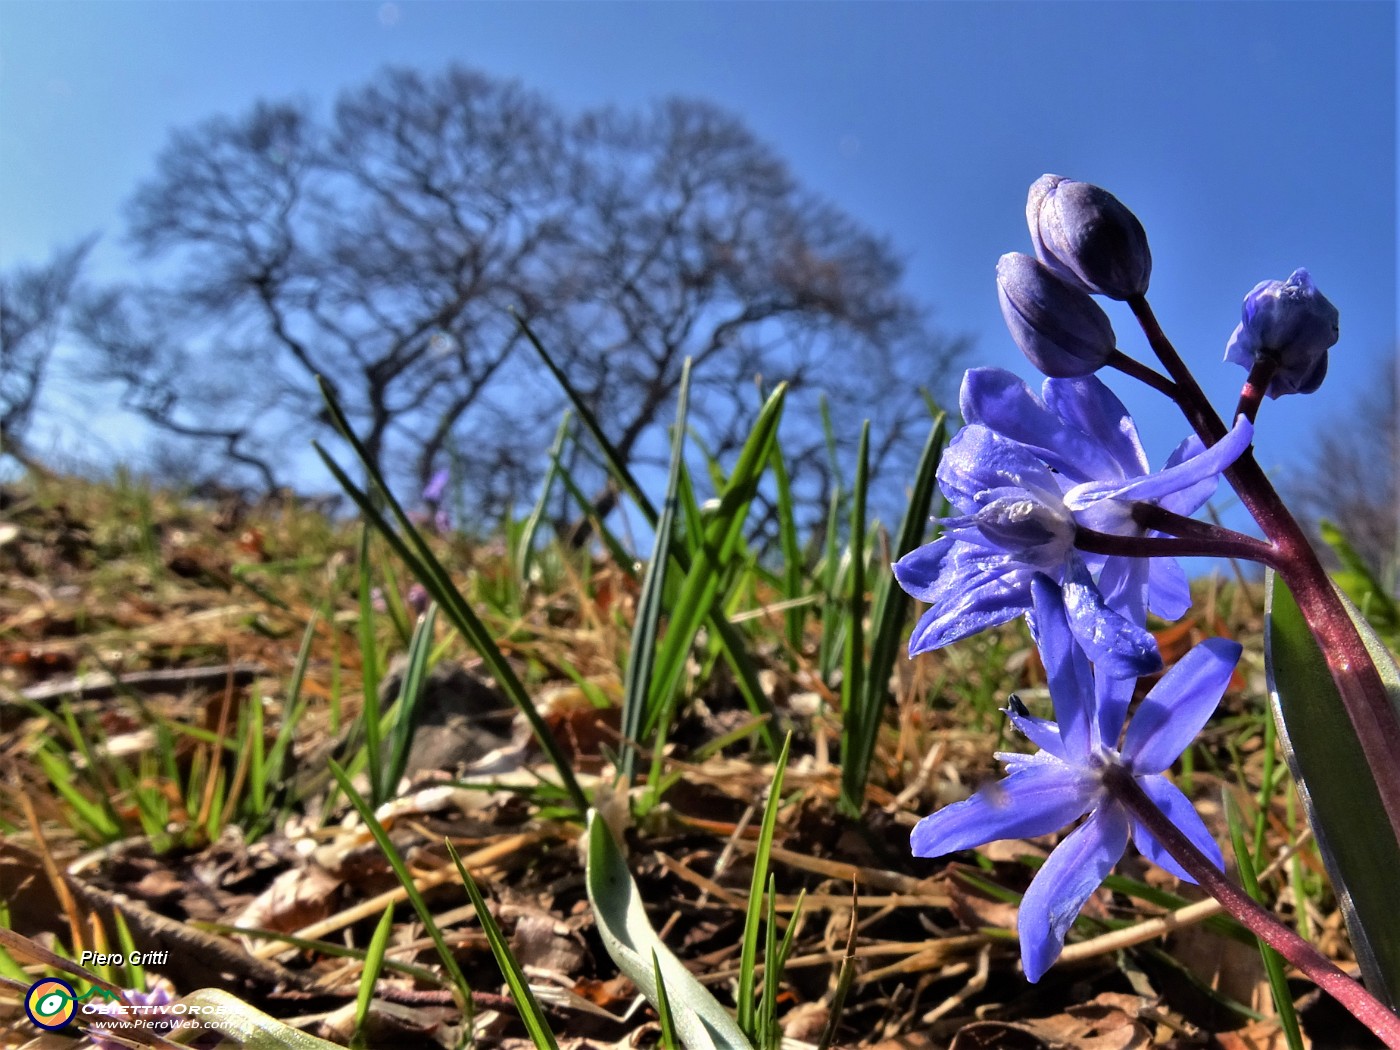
[546,99,962,535]
[1,240,92,468]
[1289,365,1399,592]
[80,65,962,528]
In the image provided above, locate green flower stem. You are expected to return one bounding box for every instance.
[1104,764,1400,1047]
[1127,293,1400,850]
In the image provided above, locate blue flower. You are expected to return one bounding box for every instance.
[1026,175,1151,301]
[893,368,1252,677]
[997,252,1118,378]
[1224,268,1339,397]
[910,578,1241,981]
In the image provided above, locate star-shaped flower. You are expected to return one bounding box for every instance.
[910,578,1241,980]
[893,368,1252,677]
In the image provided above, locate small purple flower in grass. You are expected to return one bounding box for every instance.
[89,984,174,1048]
[422,468,450,505]
[1224,268,1338,397]
[911,578,1241,981]
[893,368,1253,677]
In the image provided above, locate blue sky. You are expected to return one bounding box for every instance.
[1,1,1395,533]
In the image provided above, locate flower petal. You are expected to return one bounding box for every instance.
[901,548,1032,655]
[1121,638,1242,774]
[1042,376,1148,479]
[1097,554,1148,628]
[1061,555,1162,679]
[892,536,960,603]
[1063,416,1253,511]
[1029,575,1096,758]
[937,424,1063,514]
[1006,706,1067,759]
[910,763,1096,859]
[1095,672,1135,752]
[1019,804,1130,981]
[1131,774,1224,881]
[1146,556,1192,621]
[959,368,1119,483]
[1155,435,1216,518]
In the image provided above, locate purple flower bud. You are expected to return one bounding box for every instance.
[1223,268,1338,398]
[997,253,1117,377]
[1027,175,1151,300]
[422,468,450,505]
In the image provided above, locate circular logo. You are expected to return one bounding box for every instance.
[25,978,77,1030]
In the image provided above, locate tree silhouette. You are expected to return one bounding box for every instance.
[81,65,963,529]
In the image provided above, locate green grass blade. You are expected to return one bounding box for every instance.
[449,842,561,1050]
[644,384,787,738]
[1225,794,1304,1050]
[351,904,395,1050]
[381,603,440,802]
[1266,570,1400,1006]
[768,438,804,658]
[737,732,792,1039]
[325,759,475,1024]
[843,412,947,817]
[520,317,777,754]
[357,527,384,707]
[516,315,656,520]
[652,949,680,1050]
[620,360,691,782]
[837,423,870,818]
[313,382,588,813]
[518,411,573,585]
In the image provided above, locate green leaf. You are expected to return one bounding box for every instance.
[737,733,792,1038]
[619,360,691,782]
[585,810,754,1050]
[1266,570,1400,1007]
[1319,521,1399,643]
[1225,793,1304,1050]
[644,384,787,736]
[450,842,561,1050]
[163,988,347,1048]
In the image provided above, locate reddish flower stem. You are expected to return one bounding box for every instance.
[1075,526,1280,569]
[1104,765,1400,1046]
[1127,294,1400,848]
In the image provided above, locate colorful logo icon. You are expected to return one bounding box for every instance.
[25,978,77,1030]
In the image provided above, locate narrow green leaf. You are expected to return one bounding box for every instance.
[768,439,804,658]
[381,603,440,801]
[351,904,395,1050]
[645,384,787,736]
[520,318,776,754]
[519,411,573,585]
[1225,794,1304,1050]
[325,759,475,1023]
[163,989,347,1048]
[843,412,947,818]
[1266,570,1400,1006]
[1319,520,1399,643]
[585,810,754,1050]
[652,949,680,1050]
[620,361,692,782]
[737,733,792,1039]
[838,423,870,818]
[313,399,589,814]
[449,842,561,1050]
